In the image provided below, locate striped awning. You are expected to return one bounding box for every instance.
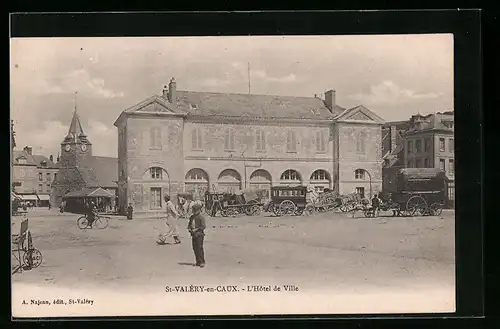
[19,194,39,201]
[38,194,50,201]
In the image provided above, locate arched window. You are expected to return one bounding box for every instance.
[280,169,301,181]
[218,169,241,193]
[185,169,209,200]
[185,168,208,181]
[355,169,365,180]
[150,167,163,179]
[250,169,272,198]
[310,170,330,181]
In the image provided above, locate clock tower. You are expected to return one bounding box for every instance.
[59,109,93,168]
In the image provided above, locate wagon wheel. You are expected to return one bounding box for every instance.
[251,205,261,216]
[226,207,238,217]
[244,205,254,216]
[23,249,43,269]
[279,200,296,216]
[272,203,282,217]
[221,209,229,217]
[304,204,316,216]
[429,202,443,216]
[406,195,428,216]
[294,207,304,216]
[340,202,354,213]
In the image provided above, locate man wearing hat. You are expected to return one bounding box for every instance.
[188,203,206,267]
[159,194,181,245]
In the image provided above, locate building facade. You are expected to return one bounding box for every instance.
[114,78,385,214]
[51,110,118,209]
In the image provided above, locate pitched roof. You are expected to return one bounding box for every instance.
[67,110,85,137]
[13,150,36,165]
[31,155,58,169]
[86,156,118,188]
[64,187,114,198]
[177,90,345,120]
[406,113,454,133]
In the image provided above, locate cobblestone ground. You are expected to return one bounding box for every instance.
[11,208,455,316]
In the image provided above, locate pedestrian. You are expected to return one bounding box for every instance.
[127,203,134,220]
[157,195,181,245]
[188,203,206,267]
[371,194,381,218]
[48,202,51,210]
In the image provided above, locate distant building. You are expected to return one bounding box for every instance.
[382,112,455,206]
[51,110,118,212]
[114,78,385,215]
[12,146,59,206]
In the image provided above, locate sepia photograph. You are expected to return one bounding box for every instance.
[10,34,455,317]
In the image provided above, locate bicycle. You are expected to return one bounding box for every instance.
[77,213,109,229]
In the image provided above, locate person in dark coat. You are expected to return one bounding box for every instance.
[127,203,134,220]
[371,194,381,217]
[188,204,206,267]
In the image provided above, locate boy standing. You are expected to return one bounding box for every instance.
[188,204,206,267]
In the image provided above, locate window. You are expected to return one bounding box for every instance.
[439,159,446,171]
[415,159,422,168]
[355,169,365,179]
[54,173,57,181]
[355,187,365,199]
[281,169,300,181]
[38,184,43,191]
[255,129,266,151]
[46,184,51,190]
[439,138,445,152]
[407,140,413,154]
[356,132,366,153]
[46,173,51,181]
[150,187,162,209]
[311,170,329,181]
[38,173,43,181]
[191,128,203,150]
[150,167,163,180]
[449,159,454,174]
[424,138,431,152]
[415,140,422,153]
[150,127,162,149]
[286,130,297,152]
[316,131,326,153]
[224,128,235,151]
[449,138,454,153]
[424,158,431,168]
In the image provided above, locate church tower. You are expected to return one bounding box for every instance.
[51,108,96,207]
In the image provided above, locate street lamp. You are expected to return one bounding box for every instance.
[363,169,373,200]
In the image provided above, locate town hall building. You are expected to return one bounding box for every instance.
[114,78,385,215]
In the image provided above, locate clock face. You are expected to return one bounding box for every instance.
[64,144,71,152]
[81,144,87,152]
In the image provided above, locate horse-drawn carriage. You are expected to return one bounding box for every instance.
[390,168,448,217]
[204,188,265,217]
[263,186,309,216]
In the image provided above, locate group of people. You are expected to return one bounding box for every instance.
[157,195,206,268]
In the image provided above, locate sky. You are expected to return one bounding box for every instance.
[10,35,453,158]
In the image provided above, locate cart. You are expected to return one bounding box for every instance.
[265,186,308,217]
[204,188,265,217]
[391,168,448,216]
[303,189,343,215]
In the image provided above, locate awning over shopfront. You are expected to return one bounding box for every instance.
[11,192,22,201]
[19,194,39,201]
[63,187,114,198]
[38,194,50,201]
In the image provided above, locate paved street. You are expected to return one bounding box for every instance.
[12,208,455,316]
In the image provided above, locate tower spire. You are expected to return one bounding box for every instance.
[66,91,85,140]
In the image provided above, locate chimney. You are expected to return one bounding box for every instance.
[324,90,336,111]
[49,155,54,162]
[168,77,177,106]
[23,146,32,155]
[390,126,397,152]
[162,85,168,99]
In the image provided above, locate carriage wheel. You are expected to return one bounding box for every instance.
[406,196,428,216]
[251,205,261,216]
[429,203,443,216]
[304,204,316,216]
[279,200,296,216]
[294,207,304,216]
[23,249,43,269]
[221,209,229,217]
[272,203,282,217]
[77,216,90,229]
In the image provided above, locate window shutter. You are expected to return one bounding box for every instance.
[197,128,202,149]
[316,132,321,151]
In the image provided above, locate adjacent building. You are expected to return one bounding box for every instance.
[382,112,455,206]
[12,146,59,206]
[114,78,385,215]
[51,110,118,212]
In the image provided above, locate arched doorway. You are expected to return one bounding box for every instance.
[249,169,272,198]
[280,169,302,186]
[218,169,242,193]
[310,169,331,193]
[185,168,209,200]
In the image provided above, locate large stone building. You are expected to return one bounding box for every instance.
[12,146,59,205]
[114,78,385,215]
[51,110,118,209]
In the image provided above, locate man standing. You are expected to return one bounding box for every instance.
[160,195,181,245]
[188,204,206,267]
[371,194,381,218]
